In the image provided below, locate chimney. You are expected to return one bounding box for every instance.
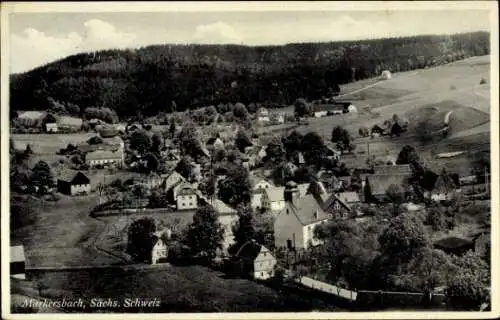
[284,181,300,204]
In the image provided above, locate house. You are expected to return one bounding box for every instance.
[373,164,412,176]
[99,126,119,138]
[247,146,267,166]
[233,241,277,280]
[173,182,198,210]
[274,183,330,250]
[324,144,341,161]
[316,171,343,192]
[57,170,91,196]
[251,190,265,211]
[151,237,168,264]
[433,236,474,256]
[307,180,330,204]
[10,245,26,277]
[313,104,344,118]
[257,107,270,123]
[428,171,459,201]
[347,104,358,113]
[101,135,125,150]
[17,111,46,127]
[207,137,225,151]
[45,122,58,133]
[364,174,410,202]
[270,113,285,124]
[371,124,386,137]
[321,193,354,220]
[250,177,273,191]
[58,116,83,132]
[336,192,361,206]
[163,151,181,167]
[262,186,286,212]
[85,150,123,168]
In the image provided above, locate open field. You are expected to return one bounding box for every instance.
[30,265,343,312]
[12,194,122,268]
[11,133,95,154]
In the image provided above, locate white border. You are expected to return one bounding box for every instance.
[1,1,499,319]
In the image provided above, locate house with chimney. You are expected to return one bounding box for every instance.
[231,240,277,280]
[274,182,330,250]
[57,170,91,196]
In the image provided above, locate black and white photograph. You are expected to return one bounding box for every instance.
[1,1,498,318]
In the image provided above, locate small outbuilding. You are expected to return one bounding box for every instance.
[57,170,91,195]
[381,70,392,80]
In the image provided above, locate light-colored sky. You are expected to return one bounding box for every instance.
[9,9,491,74]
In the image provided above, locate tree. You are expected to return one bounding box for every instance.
[282,130,303,155]
[175,156,195,182]
[302,132,327,167]
[235,130,252,153]
[379,213,430,264]
[148,189,170,208]
[217,164,252,207]
[29,161,54,195]
[425,205,447,231]
[151,133,163,154]
[232,102,248,121]
[199,173,217,199]
[130,131,151,154]
[358,127,369,137]
[415,120,434,144]
[126,218,157,263]
[177,120,201,158]
[271,163,294,186]
[446,251,490,310]
[396,145,420,165]
[143,153,159,173]
[87,136,103,145]
[265,137,286,164]
[386,184,405,216]
[168,120,177,139]
[184,205,224,263]
[230,206,256,254]
[294,98,310,117]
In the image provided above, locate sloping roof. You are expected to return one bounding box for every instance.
[434,172,458,193]
[297,183,310,197]
[209,198,237,216]
[58,116,83,127]
[373,165,412,175]
[366,174,409,196]
[18,111,45,120]
[288,194,329,225]
[58,170,89,183]
[265,187,285,203]
[434,237,473,249]
[86,150,122,161]
[337,192,360,203]
[235,241,268,260]
[321,193,352,212]
[10,245,25,263]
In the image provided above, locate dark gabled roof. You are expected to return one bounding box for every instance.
[371,124,386,132]
[321,193,352,212]
[434,237,473,249]
[366,174,409,196]
[235,241,269,260]
[58,170,90,184]
[419,170,440,191]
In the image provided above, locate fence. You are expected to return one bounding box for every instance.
[296,276,357,302]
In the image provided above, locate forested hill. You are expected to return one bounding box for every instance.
[10,31,489,119]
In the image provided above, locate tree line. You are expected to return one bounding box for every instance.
[10,32,489,120]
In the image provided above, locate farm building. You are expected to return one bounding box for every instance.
[45,122,58,133]
[380,70,392,80]
[321,192,353,220]
[232,241,277,280]
[57,170,91,196]
[270,113,285,124]
[335,192,361,206]
[10,245,26,277]
[262,186,286,212]
[274,184,330,250]
[363,174,411,203]
[371,124,387,137]
[85,149,123,168]
[427,170,460,201]
[58,116,83,132]
[17,111,46,127]
[151,237,169,265]
[324,145,342,161]
[173,182,198,210]
[373,164,412,176]
[313,104,344,118]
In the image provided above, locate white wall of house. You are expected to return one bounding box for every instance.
[151,240,168,264]
[314,111,328,118]
[261,193,285,212]
[274,208,304,250]
[302,220,327,249]
[253,251,276,280]
[176,194,198,210]
[70,184,91,195]
[251,192,263,210]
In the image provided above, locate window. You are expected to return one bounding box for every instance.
[189,202,193,206]
[182,203,186,207]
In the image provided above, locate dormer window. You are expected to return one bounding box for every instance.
[286,208,289,214]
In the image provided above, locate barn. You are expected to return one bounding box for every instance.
[57,170,91,195]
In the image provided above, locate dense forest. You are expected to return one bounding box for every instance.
[10,31,489,120]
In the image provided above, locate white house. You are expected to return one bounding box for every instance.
[45,122,58,133]
[274,185,330,250]
[234,241,277,280]
[261,186,286,212]
[347,104,358,113]
[85,149,123,168]
[173,182,198,210]
[251,177,274,191]
[251,191,265,211]
[151,238,168,265]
